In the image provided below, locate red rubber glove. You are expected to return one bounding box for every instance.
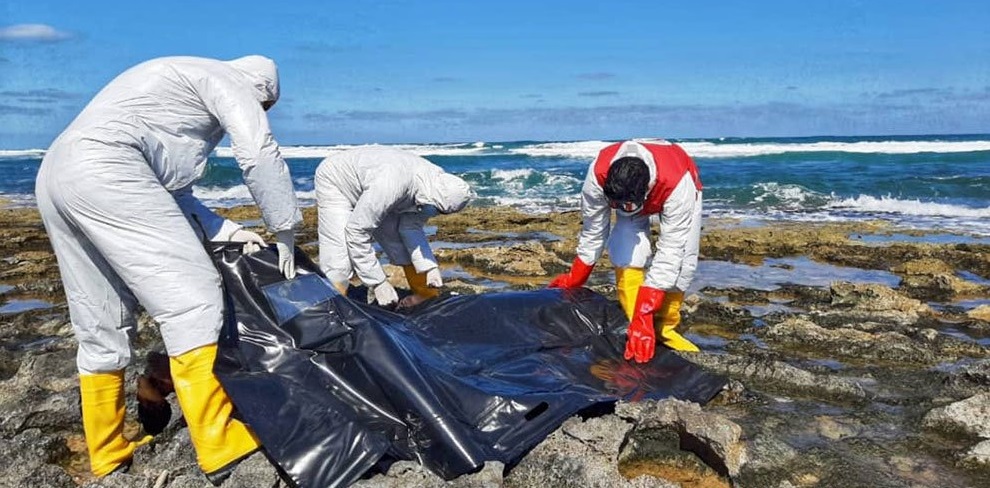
[624,286,666,363]
[548,257,595,288]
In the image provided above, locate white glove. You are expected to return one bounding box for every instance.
[425,267,443,288]
[372,281,399,307]
[229,229,266,254]
[275,230,295,280]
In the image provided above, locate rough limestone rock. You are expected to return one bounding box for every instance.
[436,241,567,276]
[922,393,990,438]
[958,440,990,468]
[759,317,937,364]
[618,399,747,477]
[0,428,74,488]
[828,282,932,323]
[505,415,674,488]
[968,305,990,323]
[355,460,505,488]
[688,351,867,401]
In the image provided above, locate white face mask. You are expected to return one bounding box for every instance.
[610,200,643,217]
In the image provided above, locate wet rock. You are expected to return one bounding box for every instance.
[941,359,990,397]
[618,399,747,477]
[689,351,868,402]
[436,241,567,277]
[968,305,990,323]
[922,393,990,438]
[683,297,753,332]
[759,317,937,364]
[892,258,955,276]
[827,282,932,324]
[0,428,74,488]
[505,415,672,488]
[619,428,728,488]
[814,415,861,441]
[744,430,798,471]
[958,440,990,468]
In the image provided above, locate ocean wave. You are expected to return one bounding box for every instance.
[503,139,990,159]
[215,142,491,159]
[828,195,990,218]
[192,185,316,207]
[0,149,46,160]
[9,138,990,161]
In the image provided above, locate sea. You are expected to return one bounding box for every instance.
[2,134,990,236]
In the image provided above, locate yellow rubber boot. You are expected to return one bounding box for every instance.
[614,267,645,320]
[402,265,440,299]
[80,371,151,477]
[658,292,700,352]
[169,344,260,479]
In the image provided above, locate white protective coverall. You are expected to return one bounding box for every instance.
[315,146,471,287]
[36,56,302,374]
[576,141,703,293]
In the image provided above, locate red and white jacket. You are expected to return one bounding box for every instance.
[576,140,703,290]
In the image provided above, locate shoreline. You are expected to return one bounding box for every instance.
[1,204,989,486]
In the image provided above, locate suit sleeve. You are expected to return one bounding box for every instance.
[196,74,302,233]
[575,160,611,265]
[644,174,700,290]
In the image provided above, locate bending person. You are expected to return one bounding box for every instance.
[549,140,703,362]
[35,55,301,483]
[315,147,471,307]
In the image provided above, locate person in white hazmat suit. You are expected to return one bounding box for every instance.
[315,147,471,307]
[549,140,703,363]
[34,55,301,482]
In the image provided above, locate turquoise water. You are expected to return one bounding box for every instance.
[3,134,990,234]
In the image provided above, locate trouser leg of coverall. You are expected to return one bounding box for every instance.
[375,214,440,298]
[608,212,652,319]
[316,184,353,295]
[36,145,258,477]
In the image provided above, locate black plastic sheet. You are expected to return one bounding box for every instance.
[211,244,727,488]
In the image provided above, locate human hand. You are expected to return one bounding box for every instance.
[373,281,399,307]
[425,267,443,288]
[275,230,295,279]
[229,229,266,254]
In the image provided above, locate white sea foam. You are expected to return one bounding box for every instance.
[506,141,612,159]
[192,185,316,207]
[828,195,990,218]
[0,149,46,159]
[10,139,990,160]
[491,168,535,181]
[504,139,990,159]
[215,142,490,159]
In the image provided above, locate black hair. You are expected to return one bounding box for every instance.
[603,157,649,203]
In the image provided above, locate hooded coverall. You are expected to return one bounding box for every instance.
[35,55,301,480]
[568,140,703,353]
[315,147,471,297]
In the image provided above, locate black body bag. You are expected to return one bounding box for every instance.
[210,244,726,488]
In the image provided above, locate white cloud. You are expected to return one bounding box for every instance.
[0,24,72,42]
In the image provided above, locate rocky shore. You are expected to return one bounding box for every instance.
[1,204,988,487]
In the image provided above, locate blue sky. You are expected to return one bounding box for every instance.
[1,0,988,147]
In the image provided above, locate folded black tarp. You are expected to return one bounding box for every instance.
[211,244,727,488]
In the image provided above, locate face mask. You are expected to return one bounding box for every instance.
[609,199,643,216]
